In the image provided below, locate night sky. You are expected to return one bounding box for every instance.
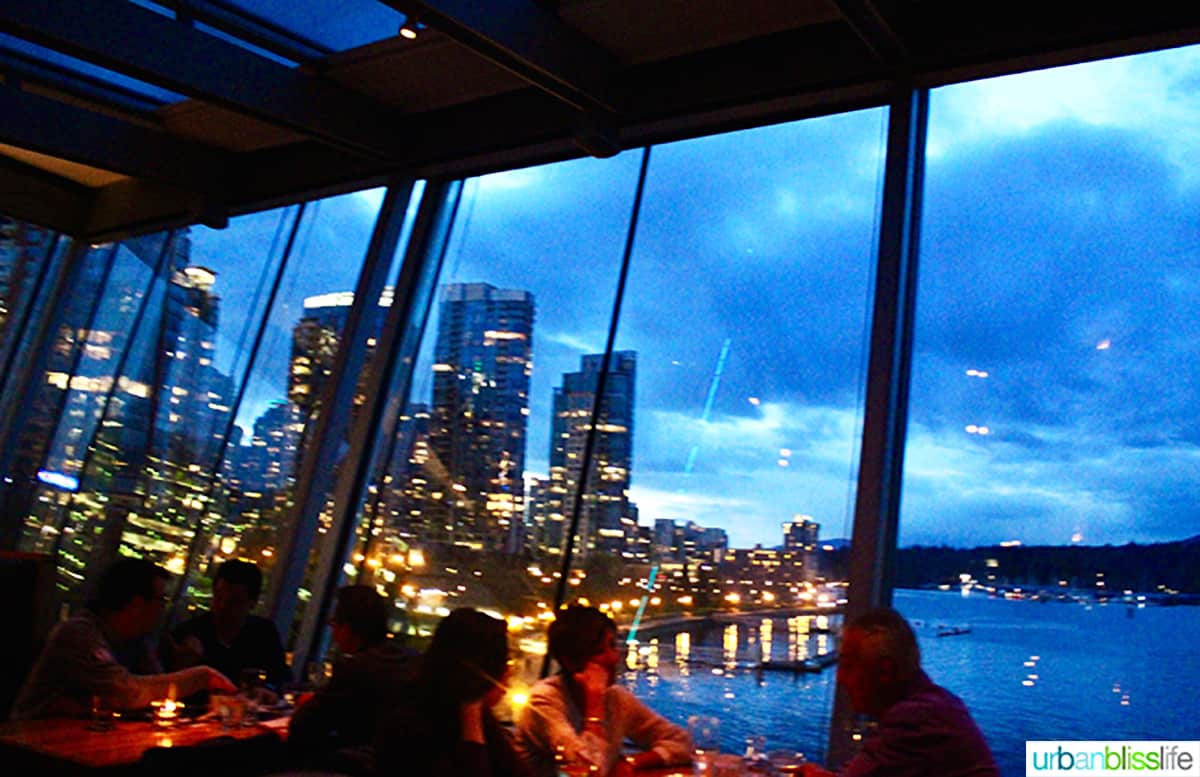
[187,45,1200,551]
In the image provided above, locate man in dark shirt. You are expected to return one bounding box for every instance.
[803,608,999,777]
[289,585,417,772]
[13,559,234,719]
[164,560,289,689]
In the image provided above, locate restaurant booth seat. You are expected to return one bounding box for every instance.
[0,552,55,721]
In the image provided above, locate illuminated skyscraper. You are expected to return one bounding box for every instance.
[540,351,637,561]
[428,282,534,553]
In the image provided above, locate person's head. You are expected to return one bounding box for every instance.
[423,608,509,707]
[330,585,390,653]
[210,560,262,629]
[92,558,171,640]
[837,607,922,717]
[547,605,621,677]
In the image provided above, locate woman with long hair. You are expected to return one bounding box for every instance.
[375,608,530,776]
[515,605,691,776]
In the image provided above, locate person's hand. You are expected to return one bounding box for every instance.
[205,668,236,694]
[572,660,610,702]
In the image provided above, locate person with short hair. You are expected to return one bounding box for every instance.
[164,559,289,689]
[12,558,234,719]
[288,585,417,772]
[802,607,999,777]
[375,607,531,777]
[515,605,691,777]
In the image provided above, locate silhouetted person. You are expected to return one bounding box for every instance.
[516,605,690,776]
[165,559,288,689]
[12,559,234,719]
[289,585,417,772]
[803,608,999,777]
[376,607,531,777]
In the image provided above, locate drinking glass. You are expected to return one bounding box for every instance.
[688,714,721,776]
[211,691,246,730]
[744,735,770,773]
[767,749,806,775]
[87,694,116,731]
[239,667,267,724]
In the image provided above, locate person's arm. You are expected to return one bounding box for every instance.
[108,666,235,709]
[518,681,608,770]
[616,687,693,767]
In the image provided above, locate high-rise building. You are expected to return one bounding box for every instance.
[428,282,534,553]
[538,351,636,561]
[783,516,819,552]
[289,289,391,417]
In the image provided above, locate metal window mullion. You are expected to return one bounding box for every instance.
[288,179,462,673]
[265,178,417,636]
[56,231,180,584]
[0,240,113,550]
[541,147,651,678]
[826,85,927,767]
[0,231,66,399]
[167,203,303,623]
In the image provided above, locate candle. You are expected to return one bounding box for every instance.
[152,697,184,726]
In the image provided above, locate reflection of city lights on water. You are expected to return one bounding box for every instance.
[965,369,989,378]
[723,624,739,668]
[965,425,991,435]
[760,619,773,662]
[1022,680,1035,687]
[1096,339,1111,350]
[748,397,761,406]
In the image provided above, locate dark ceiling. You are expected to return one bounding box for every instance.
[3,0,1200,241]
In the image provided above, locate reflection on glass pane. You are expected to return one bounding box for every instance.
[0,217,66,385]
[611,114,884,760]
[349,157,642,708]
[901,47,1200,775]
[199,189,386,624]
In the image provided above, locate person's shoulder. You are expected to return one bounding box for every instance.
[48,612,105,646]
[529,675,565,697]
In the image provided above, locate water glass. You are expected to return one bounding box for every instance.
[87,694,116,731]
[688,714,721,776]
[767,750,806,775]
[211,691,246,730]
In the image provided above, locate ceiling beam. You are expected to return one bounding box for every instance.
[0,83,232,193]
[385,0,622,116]
[831,0,909,66]
[0,154,90,233]
[0,0,404,161]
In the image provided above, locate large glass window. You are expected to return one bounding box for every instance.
[612,112,886,760]
[7,188,400,624]
[347,156,645,710]
[901,47,1200,775]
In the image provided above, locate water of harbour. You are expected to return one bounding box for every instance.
[624,589,1200,776]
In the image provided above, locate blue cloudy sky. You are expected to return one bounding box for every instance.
[186,43,1200,551]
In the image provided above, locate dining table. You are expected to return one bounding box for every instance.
[0,710,290,774]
